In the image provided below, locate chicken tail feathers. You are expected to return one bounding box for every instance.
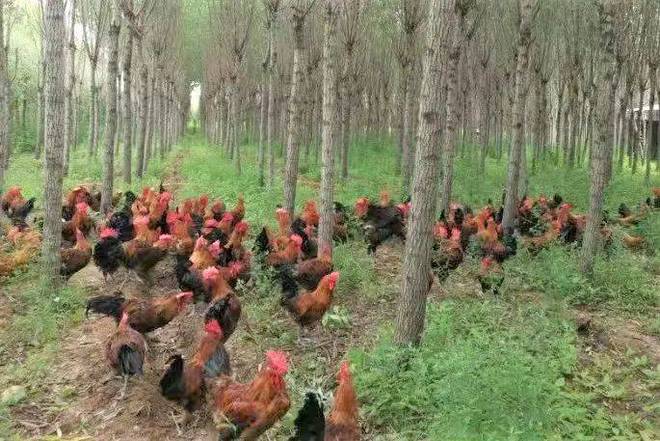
[118,345,143,376]
[290,392,326,441]
[160,354,185,400]
[278,265,299,301]
[254,226,271,255]
[86,294,125,320]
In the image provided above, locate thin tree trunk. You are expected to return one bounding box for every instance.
[63,0,76,176]
[0,0,9,188]
[101,7,120,213]
[581,0,616,275]
[267,6,278,187]
[501,0,536,232]
[88,60,98,156]
[283,14,307,214]
[136,41,148,179]
[394,0,444,347]
[318,0,338,252]
[41,0,67,284]
[645,66,657,184]
[258,83,267,186]
[340,52,352,180]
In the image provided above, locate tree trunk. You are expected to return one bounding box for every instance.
[258,83,266,186]
[267,8,278,187]
[101,7,121,213]
[581,0,616,275]
[63,0,76,176]
[0,0,9,188]
[145,73,155,169]
[645,65,657,184]
[340,51,352,180]
[283,14,307,214]
[394,0,444,347]
[136,41,148,179]
[318,0,339,252]
[88,60,98,156]
[122,31,133,184]
[41,0,67,284]
[501,0,535,232]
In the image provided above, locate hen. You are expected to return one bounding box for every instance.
[281,271,340,329]
[1,187,36,226]
[105,312,146,378]
[60,229,92,278]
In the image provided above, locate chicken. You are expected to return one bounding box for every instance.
[93,227,125,279]
[122,233,174,282]
[106,191,136,242]
[431,227,464,283]
[354,197,406,253]
[189,236,218,271]
[160,319,230,415]
[62,186,94,220]
[231,195,246,225]
[281,271,340,328]
[266,234,303,267]
[477,257,504,295]
[62,202,94,243]
[105,312,147,377]
[86,291,194,334]
[524,220,560,254]
[284,244,333,290]
[622,233,646,251]
[1,187,36,226]
[291,361,360,441]
[205,289,242,343]
[301,200,320,227]
[212,350,290,441]
[60,229,92,278]
[208,199,226,221]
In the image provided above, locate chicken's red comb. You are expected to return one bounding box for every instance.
[133,215,150,226]
[158,234,174,242]
[339,361,351,382]
[266,351,289,375]
[209,240,222,256]
[100,227,119,239]
[451,228,461,241]
[166,211,179,224]
[202,266,220,281]
[176,291,194,301]
[205,319,223,337]
[205,219,219,228]
[76,202,89,212]
[235,221,248,234]
[222,212,234,222]
[290,234,303,247]
[481,257,494,267]
[195,236,208,249]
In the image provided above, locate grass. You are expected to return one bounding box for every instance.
[1,133,659,439]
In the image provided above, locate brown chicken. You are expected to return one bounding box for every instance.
[212,350,290,441]
[60,229,92,278]
[1,187,36,225]
[105,312,147,378]
[301,200,320,227]
[290,244,334,290]
[281,271,340,328]
[122,233,174,281]
[622,233,646,250]
[231,195,246,225]
[266,234,302,267]
[160,319,230,416]
[86,291,194,334]
[62,202,94,243]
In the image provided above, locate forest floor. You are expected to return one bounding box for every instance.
[1,136,659,440]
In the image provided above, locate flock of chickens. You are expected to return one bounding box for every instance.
[1,183,659,440]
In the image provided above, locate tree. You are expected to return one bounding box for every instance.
[282,0,315,214]
[63,0,76,175]
[100,4,121,213]
[581,0,618,275]
[41,0,66,284]
[80,0,110,157]
[501,0,538,232]
[318,0,339,252]
[394,0,445,346]
[265,0,281,187]
[0,0,10,189]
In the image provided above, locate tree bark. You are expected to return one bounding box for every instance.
[340,50,352,180]
[88,59,98,157]
[101,7,121,213]
[258,82,267,186]
[394,0,444,347]
[136,40,148,178]
[581,0,617,275]
[63,0,76,176]
[122,30,133,184]
[645,65,657,184]
[0,0,9,188]
[501,0,536,232]
[318,0,339,252]
[283,13,307,214]
[41,0,67,284]
[266,5,278,186]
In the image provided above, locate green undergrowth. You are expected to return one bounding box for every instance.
[350,299,657,440]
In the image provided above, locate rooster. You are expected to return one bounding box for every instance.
[266,234,303,267]
[106,191,136,242]
[62,202,94,243]
[354,196,406,253]
[60,229,92,278]
[301,200,320,227]
[280,244,333,291]
[86,291,193,334]
[281,271,340,329]
[1,187,36,226]
[105,312,146,393]
[62,186,94,221]
[212,350,290,441]
[291,361,360,441]
[160,319,230,418]
[93,227,125,280]
[205,291,242,343]
[122,233,174,282]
